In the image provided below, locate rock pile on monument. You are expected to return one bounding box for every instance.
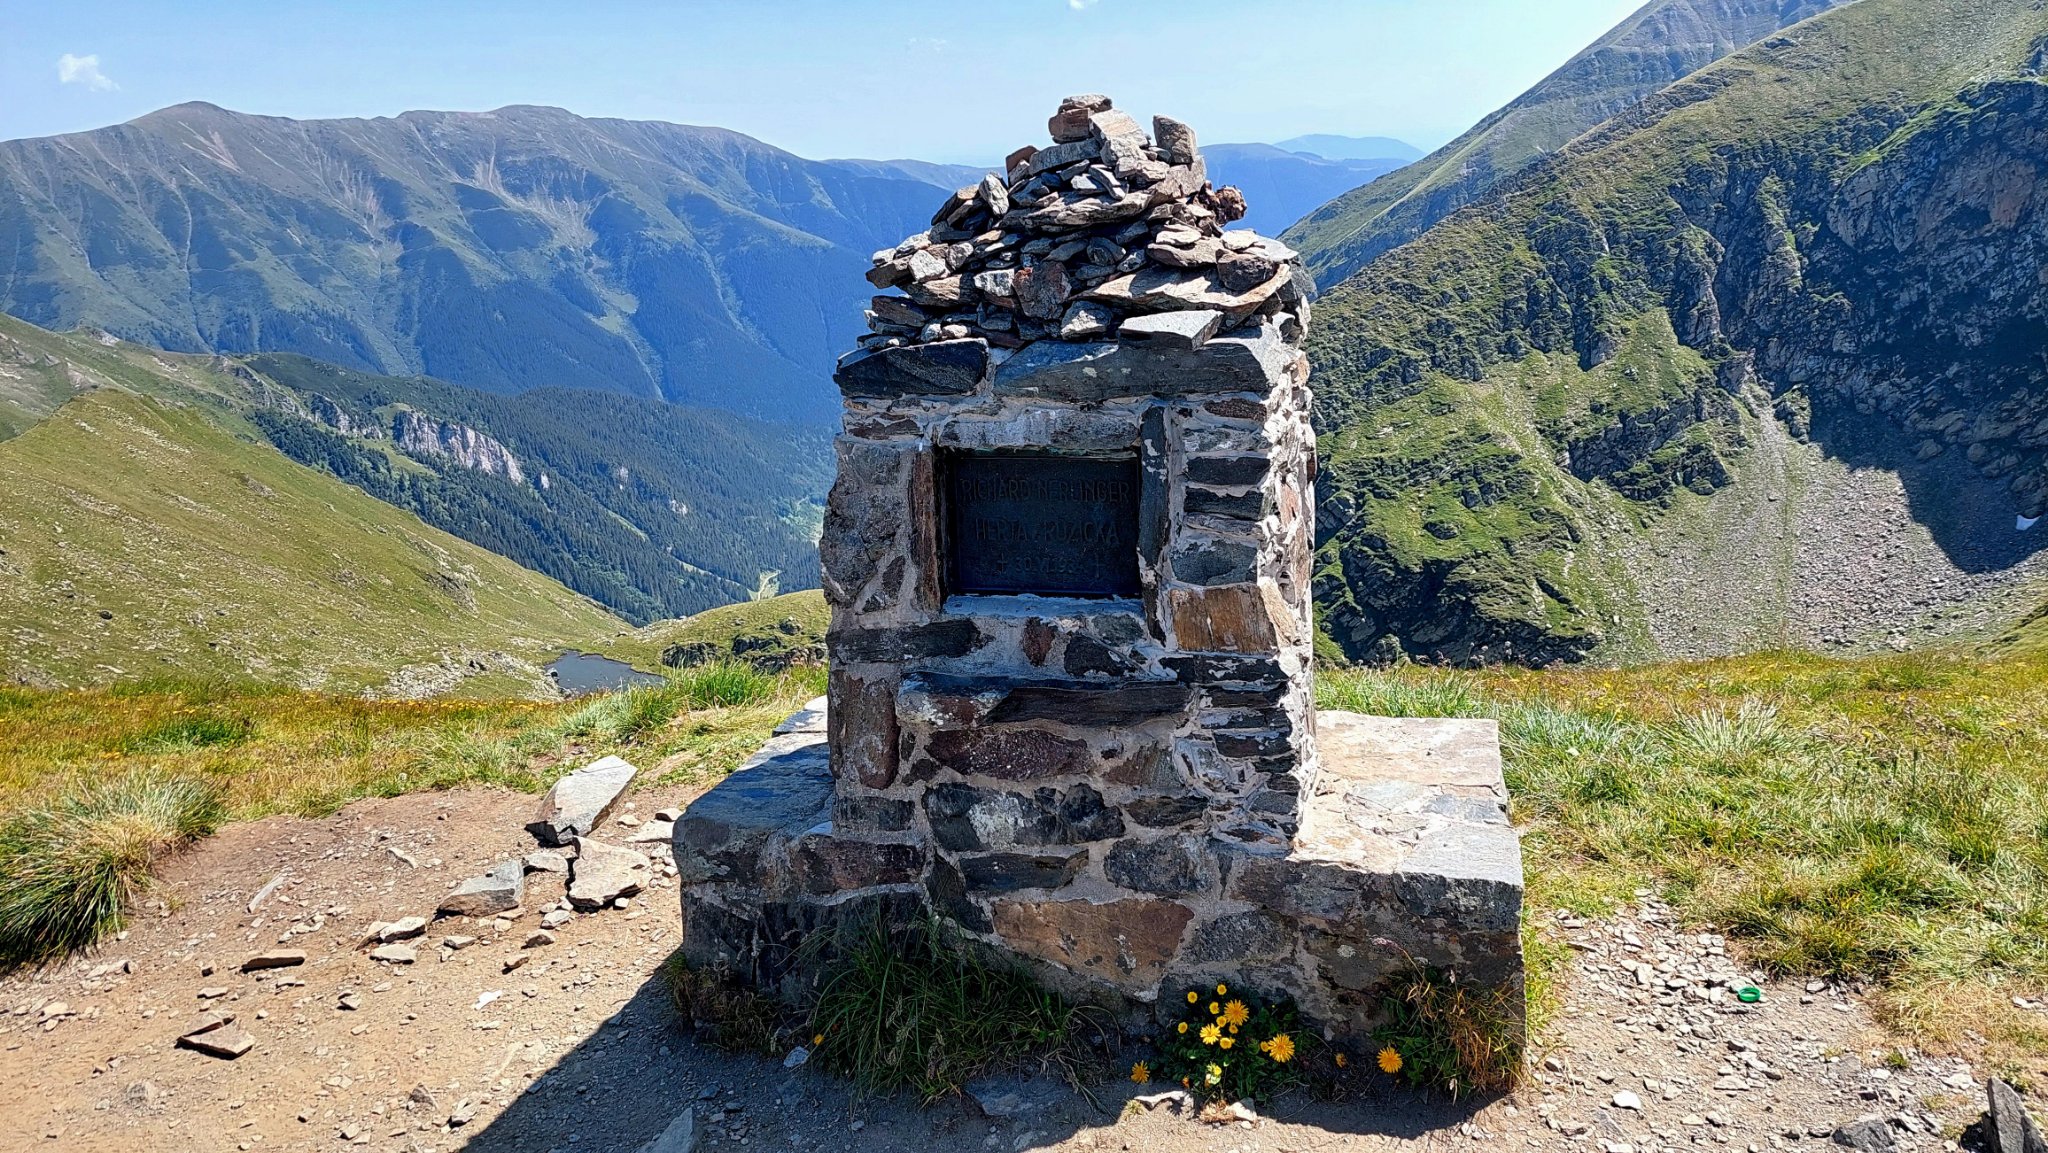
[861,94,1308,349]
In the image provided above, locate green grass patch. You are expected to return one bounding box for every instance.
[0,772,224,963]
[806,918,1112,1104]
[1319,649,2048,1073]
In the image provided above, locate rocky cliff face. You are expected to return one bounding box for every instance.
[1303,0,2048,666]
[391,410,525,482]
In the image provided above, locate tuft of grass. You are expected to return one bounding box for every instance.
[1373,964,1526,1097]
[660,951,787,1056]
[806,918,1110,1104]
[119,711,254,753]
[0,772,224,964]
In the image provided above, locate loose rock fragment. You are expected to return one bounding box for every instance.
[437,861,525,918]
[528,755,639,846]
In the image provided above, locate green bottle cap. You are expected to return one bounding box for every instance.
[1736,986,1762,1003]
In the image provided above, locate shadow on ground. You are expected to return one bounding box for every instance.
[455,969,1493,1152]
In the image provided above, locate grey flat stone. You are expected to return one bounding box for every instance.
[772,697,828,735]
[438,861,525,918]
[566,839,650,911]
[528,755,638,846]
[671,733,831,886]
[1990,1077,2048,1153]
[1118,308,1225,350]
[637,1107,699,1153]
[992,323,1296,402]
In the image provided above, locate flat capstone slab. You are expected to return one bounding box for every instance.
[672,731,831,887]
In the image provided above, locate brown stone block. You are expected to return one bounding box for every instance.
[926,726,1092,781]
[1170,583,1287,653]
[990,897,1193,988]
[830,668,900,788]
[791,836,924,896]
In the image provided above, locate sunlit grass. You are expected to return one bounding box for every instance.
[0,665,823,966]
[1319,648,2048,1072]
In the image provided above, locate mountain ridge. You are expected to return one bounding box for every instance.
[0,101,948,422]
[1284,0,1854,288]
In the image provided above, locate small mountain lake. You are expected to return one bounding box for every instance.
[546,651,664,696]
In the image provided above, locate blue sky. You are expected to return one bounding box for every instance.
[0,0,1647,161]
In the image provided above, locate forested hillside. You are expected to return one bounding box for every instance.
[240,355,830,623]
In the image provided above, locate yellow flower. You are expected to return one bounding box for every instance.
[1220,999,1250,1028]
[1130,1061,1151,1084]
[1208,1001,1220,1015]
[1216,983,1228,995]
[1378,1046,1403,1074]
[812,1033,823,1046]
[1177,1022,1188,1034]
[1205,1063,1223,1086]
[1200,1023,1221,1046]
[1335,1052,1349,1068]
[1187,991,1199,1004]
[1219,1036,1235,1050]
[1228,1024,1239,1034]
[1264,1033,1295,1063]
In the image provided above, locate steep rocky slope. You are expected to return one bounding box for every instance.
[1305,0,2048,665]
[0,104,944,423]
[1284,0,1849,288]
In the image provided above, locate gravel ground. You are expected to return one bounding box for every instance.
[1,788,2038,1153]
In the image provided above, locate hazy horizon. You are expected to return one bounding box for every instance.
[2,0,1647,161]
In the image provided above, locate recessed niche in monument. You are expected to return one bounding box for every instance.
[943,451,1142,599]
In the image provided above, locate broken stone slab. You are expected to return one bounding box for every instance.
[1990,1078,2048,1153]
[772,697,828,735]
[992,323,1298,402]
[528,755,639,847]
[832,338,989,399]
[1152,115,1198,166]
[1118,309,1225,351]
[626,819,676,845]
[1048,94,1112,143]
[438,861,525,918]
[240,949,306,972]
[523,850,571,874]
[375,916,426,942]
[964,1073,1069,1119]
[566,838,651,911]
[1059,301,1114,340]
[896,672,1193,730]
[368,944,418,965]
[1080,262,1291,316]
[1003,192,1152,233]
[176,1012,253,1059]
[636,1106,698,1153]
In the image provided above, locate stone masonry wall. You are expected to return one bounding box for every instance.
[675,96,1524,1049]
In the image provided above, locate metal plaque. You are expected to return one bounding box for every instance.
[945,452,1142,598]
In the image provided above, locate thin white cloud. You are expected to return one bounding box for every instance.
[57,53,117,92]
[1068,0,1099,9]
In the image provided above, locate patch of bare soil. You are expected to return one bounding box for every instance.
[0,788,2026,1153]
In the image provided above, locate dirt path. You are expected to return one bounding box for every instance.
[0,785,2024,1153]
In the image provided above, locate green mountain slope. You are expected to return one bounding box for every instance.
[1307,0,2048,665]
[1284,0,1849,287]
[0,103,946,423]
[0,321,623,693]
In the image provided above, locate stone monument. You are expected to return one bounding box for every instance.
[675,96,1525,1051]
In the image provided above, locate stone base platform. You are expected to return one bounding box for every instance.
[672,704,1523,1046]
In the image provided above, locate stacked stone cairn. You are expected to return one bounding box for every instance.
[673,97,1523,1055]
[859,93,1307,352]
